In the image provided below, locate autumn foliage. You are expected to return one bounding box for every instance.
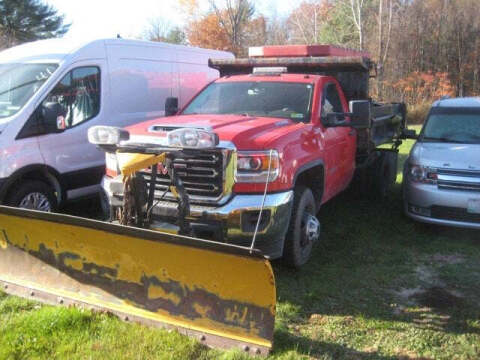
[187,13,231,52]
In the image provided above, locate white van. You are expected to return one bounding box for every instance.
[0,38,232,211]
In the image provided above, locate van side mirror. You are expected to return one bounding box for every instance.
[349,100,371,129]
[165,97,178,116]
[41,102,66,133]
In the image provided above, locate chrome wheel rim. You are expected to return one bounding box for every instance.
[19,192,52,212]
[301,213,320,250]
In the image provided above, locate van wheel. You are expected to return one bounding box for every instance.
[6,180,57,212]
[283,186,320,268]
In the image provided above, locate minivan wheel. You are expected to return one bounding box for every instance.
[7,180,57,212]
[283,186,320,268]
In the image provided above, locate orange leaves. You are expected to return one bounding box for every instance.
[391,72,455,104]
[187,13,231,52]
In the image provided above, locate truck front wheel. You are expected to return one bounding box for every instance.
[283,186,320,268]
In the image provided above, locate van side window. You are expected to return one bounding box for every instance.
[42,66,100,128]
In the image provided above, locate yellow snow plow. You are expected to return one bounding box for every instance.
[0,205,276,355]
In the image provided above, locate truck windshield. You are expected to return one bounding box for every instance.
[182,81,314,122]
[421,107,480,144]
[0,63,58,120]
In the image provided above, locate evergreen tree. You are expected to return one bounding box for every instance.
[0,0,70,48]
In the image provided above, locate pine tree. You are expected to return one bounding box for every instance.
[0,0,70,49]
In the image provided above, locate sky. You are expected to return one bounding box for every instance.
[46,0,297,41]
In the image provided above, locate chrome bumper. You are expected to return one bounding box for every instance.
[102,176,294,258]
[403,179,480,230]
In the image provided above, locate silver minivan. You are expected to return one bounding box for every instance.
[403,97,480,229]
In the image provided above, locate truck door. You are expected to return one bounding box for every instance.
[319,82,355,196]
[36,63,107,200]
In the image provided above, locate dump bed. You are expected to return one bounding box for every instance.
[209,45,373,102]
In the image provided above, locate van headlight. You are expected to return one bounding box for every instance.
[167,128,219,149]
[408,164,437,184]
[88,126,130,145]
[236,150,279,183]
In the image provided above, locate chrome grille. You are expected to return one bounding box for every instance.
[139,150,225,203]
[437,168,480,192]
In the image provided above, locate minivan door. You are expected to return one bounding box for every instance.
[36,61,107,200]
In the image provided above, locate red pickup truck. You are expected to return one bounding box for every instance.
[93,45,406,268]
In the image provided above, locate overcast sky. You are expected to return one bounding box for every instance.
[46,0,296,41]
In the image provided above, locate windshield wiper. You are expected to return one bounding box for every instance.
[0,79,44,97]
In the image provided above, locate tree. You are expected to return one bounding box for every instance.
[210,0,255,55]
[0,0,69,49]
[143,18,186,45]
[349,0,367,50]
[287,1,333,45]
[187,12,231,51]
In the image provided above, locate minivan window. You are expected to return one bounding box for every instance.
[182,81,314,122]
[421,107,480,144]
[42,66,100,129]
[0,63,58,120]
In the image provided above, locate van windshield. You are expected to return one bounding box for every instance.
[0,63,58,120]
[182,81,314,122]
[421,107,480,144]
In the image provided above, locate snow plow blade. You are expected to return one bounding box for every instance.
[0,206,275,355]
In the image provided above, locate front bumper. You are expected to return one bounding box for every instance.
[102,176,294,259]
[403,179,480,230]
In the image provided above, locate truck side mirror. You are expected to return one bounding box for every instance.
[349,100,371,129]
[41,102,66,133]
[165,97,178,116]
[324,112,348,127]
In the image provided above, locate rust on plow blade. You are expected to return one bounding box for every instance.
[0,206,276,355]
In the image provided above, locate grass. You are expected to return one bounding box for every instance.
[1,131,480,359]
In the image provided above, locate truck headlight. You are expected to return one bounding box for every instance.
[88,126,129,145]
[408,164,437,184]
[167,128,219,149]
[236,150,279,183]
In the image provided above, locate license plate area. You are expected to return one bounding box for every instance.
[467,199,480,214]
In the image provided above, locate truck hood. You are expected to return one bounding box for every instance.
[410,142,480,170]
[125,114,300,149]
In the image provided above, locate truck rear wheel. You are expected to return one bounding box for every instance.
[6,180,57,212]
[373,151,398,198]
[283,186,320,268]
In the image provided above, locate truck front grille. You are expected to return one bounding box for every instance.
[437,169,480,192]
[139,150,225,203]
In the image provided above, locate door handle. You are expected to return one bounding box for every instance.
[348,129,356,136]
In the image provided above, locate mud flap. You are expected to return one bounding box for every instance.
[0,206,275,356]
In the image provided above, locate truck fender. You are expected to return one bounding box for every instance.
[292,160,325,207]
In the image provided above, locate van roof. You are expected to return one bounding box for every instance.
[434,97,480,108]
[0,38,233,64]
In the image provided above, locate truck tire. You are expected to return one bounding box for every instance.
[373,151,398,198]
[283,186,320,268]
[6,180,57,212]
